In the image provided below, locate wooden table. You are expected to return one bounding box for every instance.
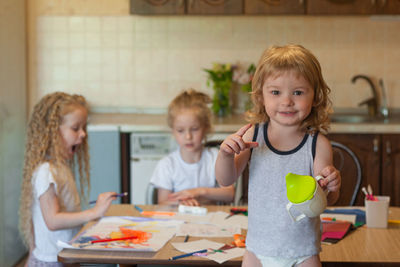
[58,205,400,266]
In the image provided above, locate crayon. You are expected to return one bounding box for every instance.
[169,249,208,260]
[134,205,143,213]
[91,235,137,244]
[89,192,128,205]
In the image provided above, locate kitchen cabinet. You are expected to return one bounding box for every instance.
[130,0,243,15]
[244,0,305,15]
[83,129,122,209]
[187,0,243,15]
[329,133,400,207]
[308,0,400,15]
[376,0,400,14]
[130,0,185,15]
[381,134,400,206]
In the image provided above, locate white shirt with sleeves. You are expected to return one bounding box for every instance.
[31,162,81,262]
[150,147,219,192]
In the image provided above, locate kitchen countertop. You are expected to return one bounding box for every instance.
[87,113,400,134]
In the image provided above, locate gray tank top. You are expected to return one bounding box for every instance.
[246,123,321,258]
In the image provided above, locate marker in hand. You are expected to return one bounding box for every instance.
[89,192,128,205]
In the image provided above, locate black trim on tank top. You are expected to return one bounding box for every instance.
[252,124,259,142]
[250,124,259,155]
[312,131,319,160]
[263,123,309,155]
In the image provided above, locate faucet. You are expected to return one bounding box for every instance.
[379,79,389,120]
[351,75,379,117]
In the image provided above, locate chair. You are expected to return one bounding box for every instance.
[331,141,362,206]
[145,183,157,204]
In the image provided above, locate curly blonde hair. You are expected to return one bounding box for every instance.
[167,89,213,136]
[19,92,90,248]
[247,44,332,134]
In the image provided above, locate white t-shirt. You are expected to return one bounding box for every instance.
[150,147,219,193]
[31,162,81,262]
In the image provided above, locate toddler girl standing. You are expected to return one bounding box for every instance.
[151,89,235,206]
[216,45,341,267]
[19,92,117,266]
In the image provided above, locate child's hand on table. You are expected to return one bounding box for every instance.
[168,189,201,206]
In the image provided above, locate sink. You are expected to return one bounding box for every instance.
[330,113,400,124]
[330,114,374,124]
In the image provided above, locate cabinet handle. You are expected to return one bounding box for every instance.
[385,141,392,166]
[373,138,379,153]
[131,157,140,162]
[386,141,391,155]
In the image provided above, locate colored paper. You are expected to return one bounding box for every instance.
[65,216,184,252]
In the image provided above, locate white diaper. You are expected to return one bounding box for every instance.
[256,253,311,267]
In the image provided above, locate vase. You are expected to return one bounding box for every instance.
[213,90,231,117]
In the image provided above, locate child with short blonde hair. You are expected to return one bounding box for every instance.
[19,92,117,266]
[151,89,235,206]
[216,45,341,267]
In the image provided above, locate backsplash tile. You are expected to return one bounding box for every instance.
[35,15,400,112]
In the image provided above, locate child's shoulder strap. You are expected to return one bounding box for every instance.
[312,131,319,160]
[252,123,259,142]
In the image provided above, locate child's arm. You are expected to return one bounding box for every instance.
[167,185,235,205]
[157,188,176,205]
[216,124,258,186]
[39,184,116,231]
[313,134,341,205]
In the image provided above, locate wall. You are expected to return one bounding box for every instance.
[0,0,27,265]
[28,1,400,113]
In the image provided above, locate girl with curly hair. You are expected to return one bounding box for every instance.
[19,92,117,266]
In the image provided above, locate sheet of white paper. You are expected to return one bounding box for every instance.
[69,216,184,252]
[57,240,75,249]
[171,239,224,253]
[206,247,245,264]
[176,223,241,237]
[171,239,245,264]
[152,213,214,224]
[208,211,231,225]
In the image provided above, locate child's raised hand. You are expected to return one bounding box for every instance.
[220,124,258,156]
[317,165,341,193]
[93,192,116,218]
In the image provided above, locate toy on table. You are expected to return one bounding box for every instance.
[225,208,248,219]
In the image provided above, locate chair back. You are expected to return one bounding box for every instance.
[331,141,362,206]
[145,183,157,204]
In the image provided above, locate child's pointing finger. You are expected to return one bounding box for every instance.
[236,123,253,137]
[245,142,258,149]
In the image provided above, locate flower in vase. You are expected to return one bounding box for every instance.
[204,63,234,116]
[233,63,255,93]
[233,63,256,111]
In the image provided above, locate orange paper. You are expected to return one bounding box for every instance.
[141,211,176,216]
